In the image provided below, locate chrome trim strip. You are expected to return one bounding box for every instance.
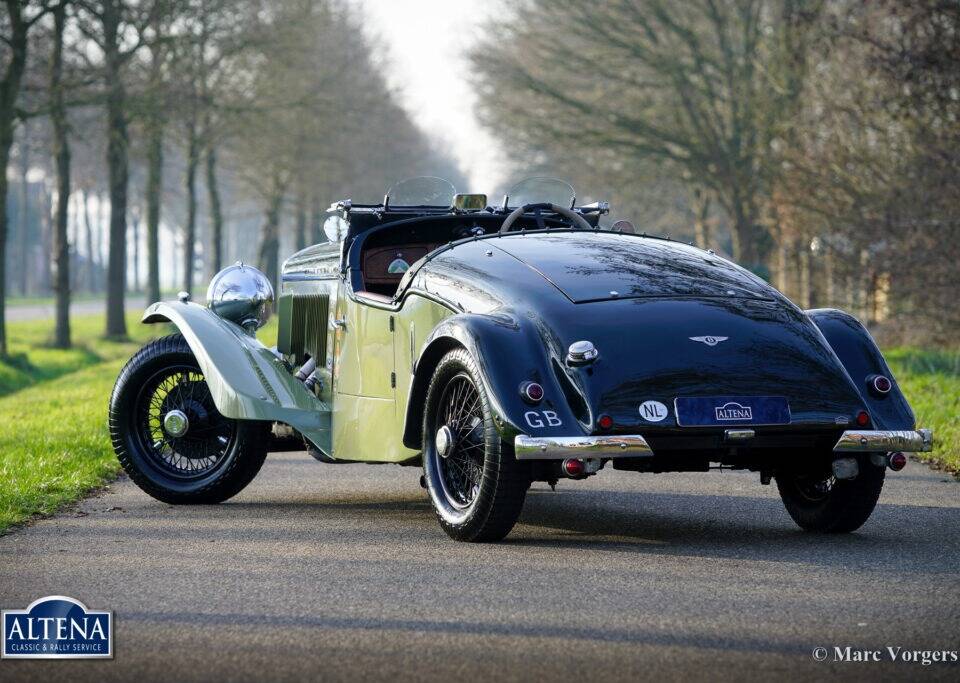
[833,429,933,453]
[514,434,653,460]
[281,273,339,283]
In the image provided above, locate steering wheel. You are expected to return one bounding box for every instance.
[499,202,593,233]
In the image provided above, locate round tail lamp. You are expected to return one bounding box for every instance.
[868,374,892,396]
[520,381,544,404]
[888,452,907,471]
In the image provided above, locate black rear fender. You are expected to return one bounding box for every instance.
[402,313,583,449]
[806,308,915,430]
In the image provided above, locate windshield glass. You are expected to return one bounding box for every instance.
[385,176,456,208]
[504,177,575,209]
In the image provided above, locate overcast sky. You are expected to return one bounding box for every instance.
[360,0,507,193]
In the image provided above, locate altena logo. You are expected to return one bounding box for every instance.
[715,402,753,421]
[2,596,112,659]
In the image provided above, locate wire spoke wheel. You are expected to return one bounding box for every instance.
[794,473,836,502]
[434,373,485,510]
[135,364,236,481]
[776,454,885,534]
[110,334,269,504]
[421,348,530,542]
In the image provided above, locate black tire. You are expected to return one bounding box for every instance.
[109,334,270,504]
[422,348,529,542]
[776,456,885,533]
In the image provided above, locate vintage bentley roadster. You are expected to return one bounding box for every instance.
[109,177,933,542]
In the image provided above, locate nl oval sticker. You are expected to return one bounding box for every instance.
[639,400,669,422]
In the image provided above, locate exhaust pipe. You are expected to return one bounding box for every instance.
[295,357,317,382]
[832,457,859,480]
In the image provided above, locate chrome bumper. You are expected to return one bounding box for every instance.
[833,429,933,453]
[514,434,653,460]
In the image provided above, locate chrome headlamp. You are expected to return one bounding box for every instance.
[206,261,274,330]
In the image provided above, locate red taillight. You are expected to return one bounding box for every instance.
[888,452,907,471]
[562,459,585,477]
[856,410,870,427]
[598,414,613,430]
[520,381,544,403]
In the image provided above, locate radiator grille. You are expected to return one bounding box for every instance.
[277,292,329,363]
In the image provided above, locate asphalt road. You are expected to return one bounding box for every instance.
[1,453,959,682]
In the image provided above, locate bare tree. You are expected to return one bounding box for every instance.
[49,0,70,347]
[473,0,822,270]
[76,0,154,338]
[0,0,53,357]
[140,6,167,304]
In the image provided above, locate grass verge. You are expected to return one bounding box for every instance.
[0,313,161,531]
[0,313,277,532]
[0,313,158,396]
[0,357,131,530]
[886,348,960,477]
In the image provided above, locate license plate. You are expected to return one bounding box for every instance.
[674,396,791,427]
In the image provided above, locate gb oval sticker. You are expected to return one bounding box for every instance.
[639,400,669,422]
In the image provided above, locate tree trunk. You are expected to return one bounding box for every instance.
[858,248,871,323]
[182,119,199,294]
[295,190,307,252]
[17,124,29,296]
[0,139,12,357]
[39,181,53,293]
[728,199,761,268]
[144,32,164,305]
[50,1,71,348]
[310,193,322,244]
[95,192,105,288]
[798,238,811,309]
[0,4,30,357]
[171,232,178,290]
[70,191,81,290]
[103,4,129,339]
[129,208,140,293]
[257,182,284,291]
[691,187,711,250]
[823,245,835,307]
[82,190,95,292]
[205,143,223,275]
[145,125,162,304]
[776,234,789,294]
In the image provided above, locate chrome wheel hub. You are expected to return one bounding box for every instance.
[435,425,454,459]
[163,409,190,438]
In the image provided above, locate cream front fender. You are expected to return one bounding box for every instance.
[142,301,330,451]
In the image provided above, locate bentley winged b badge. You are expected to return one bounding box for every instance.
[689,335,728,347]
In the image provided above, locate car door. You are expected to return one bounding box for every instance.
[330,282,398,460]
